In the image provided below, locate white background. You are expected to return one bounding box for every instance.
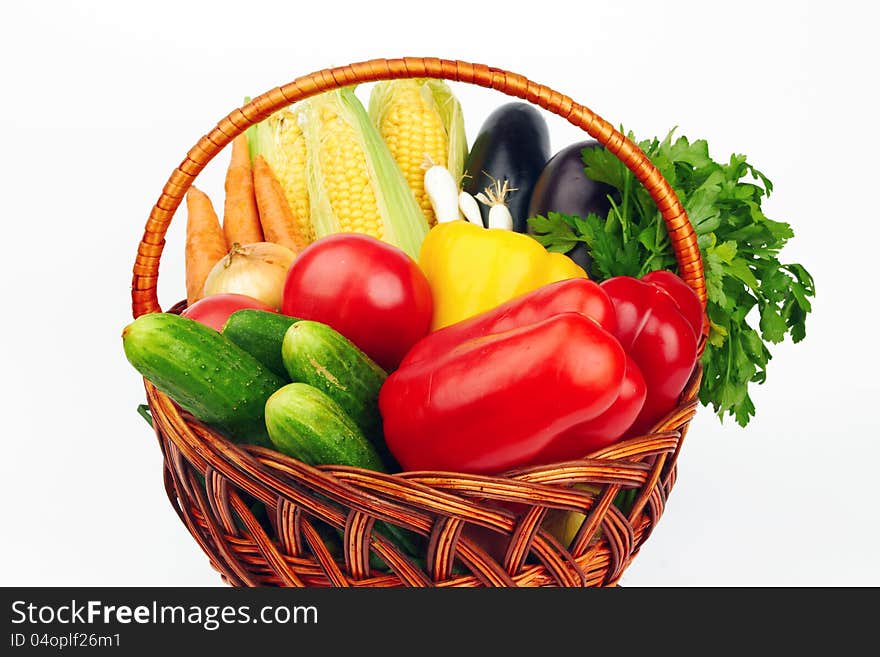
[2,0,878,586]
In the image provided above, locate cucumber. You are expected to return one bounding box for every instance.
[123,313,285,447]
[221,310,299,379]
[265,382,421,558]
[265,383,385,470]
[281,321,387,440]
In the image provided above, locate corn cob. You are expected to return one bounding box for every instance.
[300,87,429,259]
[369,79,467,226]
[248,105,312,242]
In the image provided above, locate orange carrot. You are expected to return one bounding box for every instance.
[253,155,308,253]
[222,134,263,247]
[185,186,228,305]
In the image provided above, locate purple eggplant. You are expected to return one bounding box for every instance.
[462,103,550,231]
[527,140,616,270]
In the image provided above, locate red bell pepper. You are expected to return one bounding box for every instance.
[535,354,647,464]
[641,270,705,340]
[600,275,701,435]
[379,312,627,475]
[400,278,617,367]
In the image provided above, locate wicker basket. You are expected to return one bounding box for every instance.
[131,57,707,587]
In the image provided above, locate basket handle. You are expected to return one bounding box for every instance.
[131,57,707,328]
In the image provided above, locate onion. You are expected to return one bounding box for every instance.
[475,178,515,231]
[423,164,461,223]
[203,242,296,310]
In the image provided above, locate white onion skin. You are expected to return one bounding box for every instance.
[203,242,296,309]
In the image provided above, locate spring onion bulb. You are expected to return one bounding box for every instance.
[476,178,516,231]
[458,191,483,226]
[424,164,461,223]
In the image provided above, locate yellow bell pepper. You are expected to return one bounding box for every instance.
[418,221,588,329]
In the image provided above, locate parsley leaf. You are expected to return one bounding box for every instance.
[528,129,815,427]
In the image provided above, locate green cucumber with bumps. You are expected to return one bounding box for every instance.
[281,320,387,441]
[123,313,285,447]
[265,382,420,557]
[221,310,299,379]
[264,383,384,470]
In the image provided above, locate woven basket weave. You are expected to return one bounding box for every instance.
[131,57,707,587]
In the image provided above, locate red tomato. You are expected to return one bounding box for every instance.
[181,293,276,331]
[281,234,433,371]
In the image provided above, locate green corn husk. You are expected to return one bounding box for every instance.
[247,100,313,242]
[369,79,467,225]
[299,86,429,259]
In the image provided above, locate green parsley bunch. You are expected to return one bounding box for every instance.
[529,131,815,426]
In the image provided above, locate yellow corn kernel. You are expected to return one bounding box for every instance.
[299,87,429,259]
[374,81,448,225]
[264,108,312,241]
[312,100,383,239]
[370,79,467,227]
